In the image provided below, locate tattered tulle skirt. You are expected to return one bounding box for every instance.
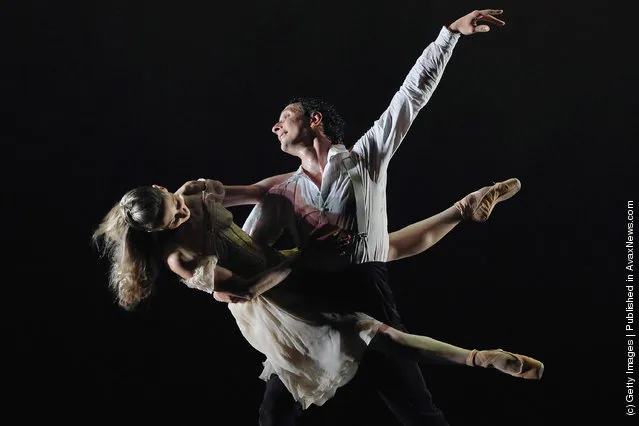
[228,295,383,409]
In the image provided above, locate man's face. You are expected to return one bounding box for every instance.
[271,103,310,153]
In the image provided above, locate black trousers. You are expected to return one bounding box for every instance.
[258,262,449,426]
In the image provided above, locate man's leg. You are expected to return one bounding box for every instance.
[326,264,448,425]
[259,374,302,426]
[358,350,450,426]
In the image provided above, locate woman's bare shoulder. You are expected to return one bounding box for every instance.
[162,243,198,262]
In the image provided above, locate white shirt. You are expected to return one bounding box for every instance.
[243,27,460,269]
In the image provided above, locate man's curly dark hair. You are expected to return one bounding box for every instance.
[289,97,346,144]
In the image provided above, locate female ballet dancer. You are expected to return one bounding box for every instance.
[93,178,542,409]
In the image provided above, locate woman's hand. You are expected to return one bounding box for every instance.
[213,291,251,304]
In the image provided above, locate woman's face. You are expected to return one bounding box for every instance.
[154,186,190,230]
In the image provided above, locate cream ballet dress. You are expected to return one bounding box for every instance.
[181,181,384,409]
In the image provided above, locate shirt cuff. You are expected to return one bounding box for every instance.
[435,26,460,49]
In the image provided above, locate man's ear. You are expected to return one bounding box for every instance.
[309,111,323,129]
[152,184,168,192]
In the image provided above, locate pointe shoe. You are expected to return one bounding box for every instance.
[466,349,544,380]
[454,178,522,222]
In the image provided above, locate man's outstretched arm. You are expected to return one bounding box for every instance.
[174,173,294,207]
[352,9,505,173]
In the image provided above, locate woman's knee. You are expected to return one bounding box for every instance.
[370,327,418,360]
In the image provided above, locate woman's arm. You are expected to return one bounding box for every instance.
[166,248,292,302]
[166,250,194,280]
[213,259,294,300]
[166,250,223,296]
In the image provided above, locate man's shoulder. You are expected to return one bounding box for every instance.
[266,169,302,194]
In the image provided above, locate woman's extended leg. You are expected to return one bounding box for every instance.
[387,178,521,261]
[368,323,543,380]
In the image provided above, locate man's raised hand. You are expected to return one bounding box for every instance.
[448,9,506,35]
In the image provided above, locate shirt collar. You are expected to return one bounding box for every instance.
[293,144,349,176]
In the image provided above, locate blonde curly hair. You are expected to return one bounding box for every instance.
[92,187,164,310]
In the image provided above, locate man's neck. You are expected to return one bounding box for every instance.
[297,136,334,188]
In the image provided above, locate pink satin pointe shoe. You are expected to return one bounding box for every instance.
[454,178,522,222]
[466,348,544,380]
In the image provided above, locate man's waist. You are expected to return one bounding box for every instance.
[298,253,387,271]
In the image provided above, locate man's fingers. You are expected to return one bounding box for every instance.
[479,9,503,15]
[477,13,506,26]
[474,25,491,33]
[177,180,203,194]
[186,180,206,192]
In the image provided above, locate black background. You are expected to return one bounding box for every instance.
[4,1,634,424]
